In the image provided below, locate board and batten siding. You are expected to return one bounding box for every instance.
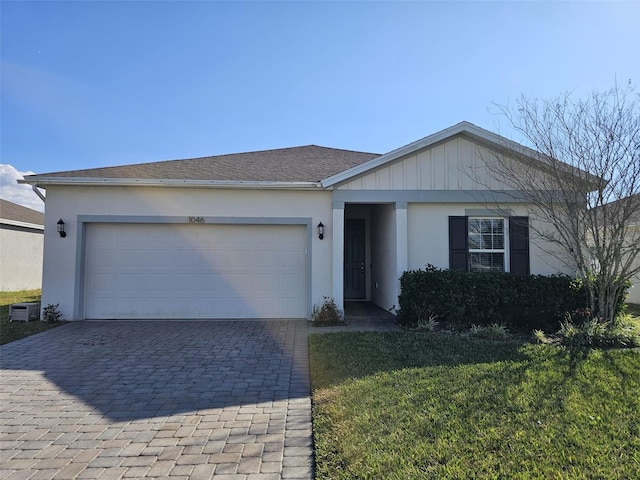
[337,136,514,191]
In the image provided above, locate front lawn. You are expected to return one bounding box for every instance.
[0,290,63,344]
[310,332,640,479]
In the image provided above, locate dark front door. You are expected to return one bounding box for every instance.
[344,219,366,299]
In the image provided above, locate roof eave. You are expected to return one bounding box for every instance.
[0,219,45,230]
[18,177,323,190]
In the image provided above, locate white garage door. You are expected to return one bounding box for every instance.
[84,223,307,319]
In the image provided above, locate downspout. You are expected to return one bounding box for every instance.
[32,185,46,203]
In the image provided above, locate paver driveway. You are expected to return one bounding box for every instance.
[0,320,312,479]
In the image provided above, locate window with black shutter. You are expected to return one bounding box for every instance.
[449,216,468,271]
[448,215,530,274]
[509,216,530,275]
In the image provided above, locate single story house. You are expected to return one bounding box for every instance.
[626,196,640,304]
[21,122,579,321]
[599,194,640,305]
[0,199,45,291]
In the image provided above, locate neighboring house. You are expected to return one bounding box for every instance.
[21,122,580,321]
[627,232,640,304]
[627,196,640,304]
[0,199,45,291]
[598,194,640,305]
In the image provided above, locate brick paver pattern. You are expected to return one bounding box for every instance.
[0,320,312,479]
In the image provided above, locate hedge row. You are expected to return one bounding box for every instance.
[398,265,627,332]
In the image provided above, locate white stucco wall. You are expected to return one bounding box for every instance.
[41,186,334,320]
[370,204,398,311]
[0,225,44,291]
[407,203,573,276]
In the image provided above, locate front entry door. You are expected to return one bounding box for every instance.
[344,219,366,299]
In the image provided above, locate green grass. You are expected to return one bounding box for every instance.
[310,331,640,479]
[0,290,64,345]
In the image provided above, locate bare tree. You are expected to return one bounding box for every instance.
[486,82,640,323]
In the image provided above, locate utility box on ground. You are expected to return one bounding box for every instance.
[9,302,41,322]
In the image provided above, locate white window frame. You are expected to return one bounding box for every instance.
[467,217,510,272]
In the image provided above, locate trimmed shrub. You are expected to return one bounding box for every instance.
[397,265,628,332]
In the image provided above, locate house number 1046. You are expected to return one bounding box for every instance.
[188,216,205,223]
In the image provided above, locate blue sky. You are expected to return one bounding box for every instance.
[1,1,639,210]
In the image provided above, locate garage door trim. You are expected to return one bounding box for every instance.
[74,215,313,320]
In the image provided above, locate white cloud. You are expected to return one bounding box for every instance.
[0,164,45,212]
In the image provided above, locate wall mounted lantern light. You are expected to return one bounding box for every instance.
[57,219,67,238]
[317,222,325,240]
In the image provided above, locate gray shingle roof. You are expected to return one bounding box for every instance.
[0,199,44,225]
[31,145,380,183]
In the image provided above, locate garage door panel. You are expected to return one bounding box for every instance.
[280,298,304,317]
[85,223,307,319]
[93,248,120,268]
[119,274,147,292]
[118,249,145,268]
[225,251,253,270]
[253,252,278,270]
[201,250,224,264]
[201,274,231,293]
[86,298,115,318]
[172,274,203,291]
[226,298,253,317]
[280,251,305,270]
[169,298,200,317]
[119,298,148,316]
[90,273,117,292]
[93,227,120,245]
[251,274,278,293]
[173,249,203,268]
[251,298,278,315]
[144,250,172,269]
[143,297,176,317]
[280,273,304,292]
[199,298,228,316]
[145,273,174,291]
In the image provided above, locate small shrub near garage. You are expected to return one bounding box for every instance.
[42,303,63,323]
[312,296,346,326]
[398,265,629,333]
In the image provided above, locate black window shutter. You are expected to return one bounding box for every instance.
[509,216,530,275]
[449,216,468,271]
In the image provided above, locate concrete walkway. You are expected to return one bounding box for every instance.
[0,320,312,480]
[310,302,402,333]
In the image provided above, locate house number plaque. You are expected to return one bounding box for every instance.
[188,216,205,223]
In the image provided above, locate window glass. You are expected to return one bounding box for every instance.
[469,253,504,272]
[468,218,505,272]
